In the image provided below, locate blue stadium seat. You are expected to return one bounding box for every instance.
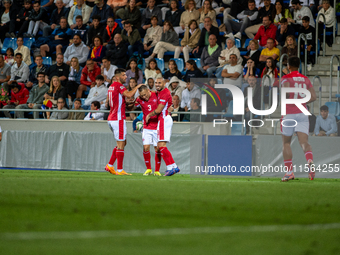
[170,58,184,72]
[1,38,16,54]
[234,38,241,48]
[141,58,146,71]
[23,37,35,49]
[191,58,201,68]
[155,58,164,72]
[80,98,86,105]
[43,57,52,66]
[164,51,174,56]
[223,100,234,118]
[325,102,340,116]
[115,19,123,29]
[231,123,246,135]
[244,38,251,48]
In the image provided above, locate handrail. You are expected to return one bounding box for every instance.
[261,74,271,120]
[315,13,326,64]
[334,0,337,43]
[297,33,307,75]
[311,76,322,115]
[330,54,340,101]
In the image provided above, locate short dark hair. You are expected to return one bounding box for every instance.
[280,18,288,23]
[263,15,272,22]
[96,75,104,81]
[60,16,67,22]
[302,16,310,22]
[267,38,275,43]
[92,101,100,109]
[124,21,131,26]
[288,56,300,68]
[92,15,101,22]
[73,34,81,39]
[34,54,43,60]
[57,97,65,103]
[107,16,114,21]
[37,71,45,76]
[102,56,110,62]
[150,15,158,21]
[320,105,329,111]
[75,15,83,20]
[10,82,20,90]
[33,1,40,5]
[92,35,103,45]
[15,52,23,58]
[24,0,32,4]
[192,98,200,106]
[115,68,126,75]
[138,85,148,92]
[248,0,255,3]
[74,98,82,104]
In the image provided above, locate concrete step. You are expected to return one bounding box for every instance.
[317,56,340,65]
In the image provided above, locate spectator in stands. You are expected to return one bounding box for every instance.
[222,54,243,87]
[42,0,69,37]
[146,77,155,91]
[84,100,104,120]
[254,16,277,48]
[165,0,182,29]
[171,94,185,122]
[261,57,278,86]
[103,17,122,48]
[281,35,297,74]
[144,21,179,64]
[13,37,31,67]
[125,58,143,86]
[45,76,66,103]
[0,55,11,87]
[15,72,49,119]
[163,59,183,82]
[143,16,162,56]
[101,57,117,87]
[199,0,218,30]
[66,57,83,104]
[41,0,55,13]
[40,17,73,57]
[245,0,275,39]
[45,54,69,86]
[3,82,29,118]
[116,0,141,29]
[68,0,92,29]
[243,58,261,82]
[27,55,48,89]
[88,35,106,63]
[107,0,127,14]
[106,33,128,68]
[144,59,162,80]
[273,0,292,25]
[121,21,143,58]
[242,39,261,66]
[67,98,86,120]
[77,59,101,98]
[24,1,49,38]
[300,16,315,68]
[72,16,88,43]
[49,97,69,119]
[4,48,14,66]
[177,0,200,34]
[199,34,221,77]
[224,0,258,40]
[0,0,16,43]
[139,0,162,37]
[188,97,201,122]
[181,81,201,111]
[259,38,279,70]
[8,0,32,38]
[184,59,203,82]
[314,105,338,136]
[83,75,107,109]
[275,18,295,49]
[317,0,335,47]
[64,34,89,66]
[174,19,201,63]
[167,76,186,101]
[88,0,113,27]
[192,17,220,58]
[128,77,139,99]
[288,0,315,31]
[4,53,29,93]
[87,15,105,47]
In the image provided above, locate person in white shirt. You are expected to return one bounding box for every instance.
[83,75,108,110]
[181,82,201,111]
[288,0,315,30]
[84,100,104,120]
[317,0,335,47]
[222,54,243,87]
[101,57,117,87]
[63,34,90,66]
[3,53,29,92]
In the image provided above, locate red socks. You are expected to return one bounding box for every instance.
[305,151,313,163]
[109,147,117,165]
[284,159,293,173]
[116,149,124,170]
[159,147,175,166]
[155,152,162,172]
[143,150,151,169]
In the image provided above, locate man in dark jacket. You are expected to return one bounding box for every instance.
[42,0,69,37]
[8,0,32,38]
[87,15,104,47]
[139,0,162,37]
[103,16,122,48]
[88,0,113,26]
[106,33,128,68]
[24,1,50,37]
[275,18,295,48]
[45,53,69,86]
[121,21,143,58]
[27,55,49,89]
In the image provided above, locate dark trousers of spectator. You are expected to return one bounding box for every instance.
[301,45,315,65]
[0,22,10,42]
[318,23,334,47]
[9,19,24,34]
[43,25,60,37]
[16,20,30,36]
[224,17,250,34]
[66,81,80,101]
[138,19,151,38]
[193,46,204,58]
[229,0,248,18]
[128,42,144,58]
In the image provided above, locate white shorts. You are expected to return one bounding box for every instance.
[281,113,309,137]
[157,115,173,142]
[108,120,126,141]
[142,129,158,147]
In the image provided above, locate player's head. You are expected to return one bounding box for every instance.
[115,68,127,84]
[320,105,329,119]
[287,57,300,72]
[155,78,165,91]
[138,85,151,101]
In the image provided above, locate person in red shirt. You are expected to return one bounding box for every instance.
[146,77,180,176]
[76,59,101,98]
[3,82,29,118]
[135,85,162,176]
[280,57,316,182]
[254,16,277,48]
[105,68,142,175]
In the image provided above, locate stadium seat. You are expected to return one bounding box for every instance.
[244,38,251,48]
[80,98,86,105]
[23,37,35,49]
[170,58,184,72]
[115,19,123,29]
[1,38,16,54]
[223,100,234,118]
[231,123,246,135]
[325,102,340,116]
[155,58,164,72]
[141,58,146,71]
[191,58,201,68]
[234,38,241,48]
[43,57,52,66]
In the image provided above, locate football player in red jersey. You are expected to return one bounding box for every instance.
[135,85,162,176]
[146,78,180,176]
[280,57,316,182]
[105,68,142,175]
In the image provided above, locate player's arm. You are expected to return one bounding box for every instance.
[146,103,166,123]
[105,94,109,108]
[122,84,143,98]
[306,86,316,104]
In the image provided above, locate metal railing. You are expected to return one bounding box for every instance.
[333,0,337,43]
[297,33,307,75]
[311,76,322,115]
[260,74,271,120]
[329,54,340,101]
[315,13,326,64]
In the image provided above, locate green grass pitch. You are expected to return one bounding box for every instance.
[0,170,340,255]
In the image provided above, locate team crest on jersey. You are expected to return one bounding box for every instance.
[120,86,125,90]
[153,99,157,102]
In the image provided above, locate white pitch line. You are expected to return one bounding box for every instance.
[1,223,340,241]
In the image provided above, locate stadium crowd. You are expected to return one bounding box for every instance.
[0,0,338,128]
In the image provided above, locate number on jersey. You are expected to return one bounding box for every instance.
[294,83,307,99]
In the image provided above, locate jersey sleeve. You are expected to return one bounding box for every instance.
[135,97,141,107]
[306,77,313,89]
[118,85,127,95]
[158,92,168,105]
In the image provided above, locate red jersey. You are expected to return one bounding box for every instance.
[107,81,127,121]
[281,71,313,114]
[157,88,172,120]
[135,91,158,130]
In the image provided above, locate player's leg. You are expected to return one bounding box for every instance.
[115,120,131,175]
[143,144,152,175]
[106,121,118,174]
[281,135,295,182]
[154,146,162,176]
[296,131,315,180]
